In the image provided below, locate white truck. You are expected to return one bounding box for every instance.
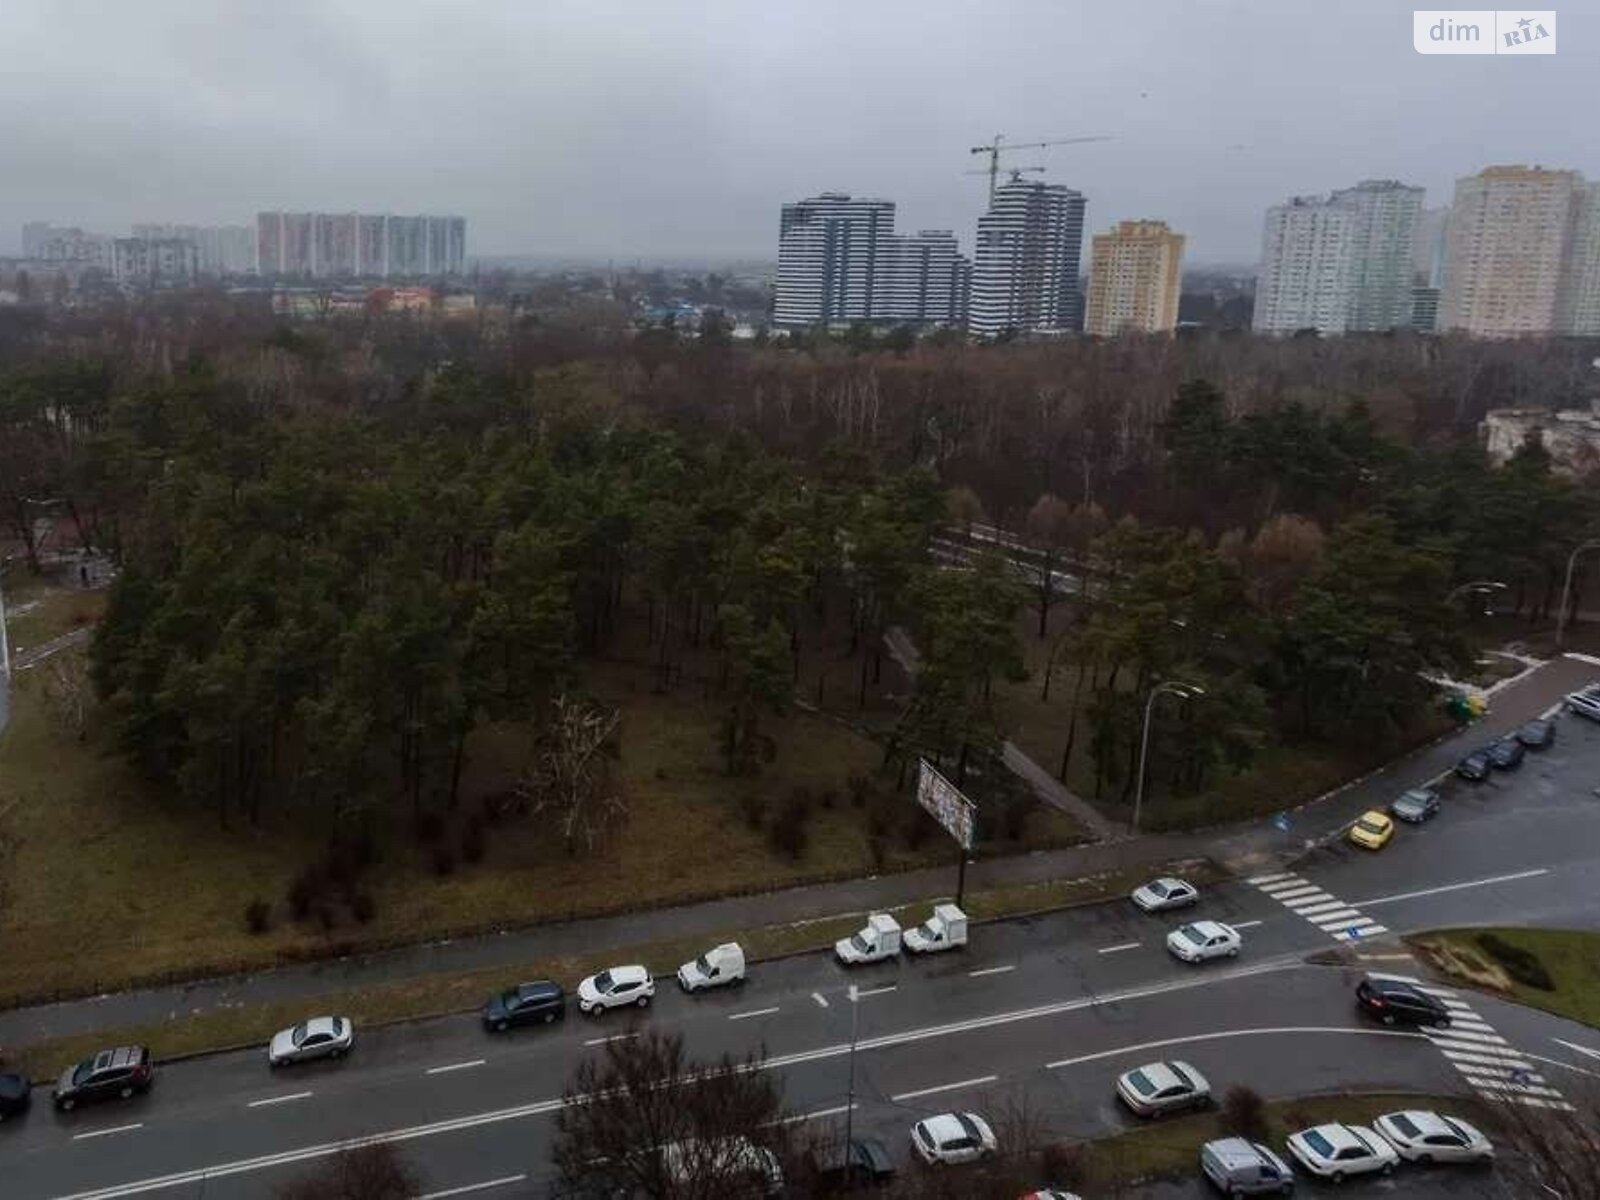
[676,942,746,992]
[903,903,968,954]
[835,913,901,964]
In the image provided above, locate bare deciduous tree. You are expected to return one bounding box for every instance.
[517,694,625,855]
[38,645,91,740]
[552,1029,789,1199]
[1487,1083,1600,1198]
[276,1144,420,1199]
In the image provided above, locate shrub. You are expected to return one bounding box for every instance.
[868,834,887,870]
[848,773,870,808]
[867,804,891,840]
[1477,932,1554,990]
[768,797,811,861]
[739,792,765,832]
[789,785,813,812]
[1003,796,1032,841]
[288,866,324,922]
[350,892,376,925]
[315,904,338,933]
[1037,1143,1086,1188]
[432,845,456,877]
[818,786,838,810]
[244,897,272,935]
[461,818,486,864]
[902,809,936,850]
[1220,1085,1269,1142]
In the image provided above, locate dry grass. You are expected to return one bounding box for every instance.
[1410,927,1600,1030]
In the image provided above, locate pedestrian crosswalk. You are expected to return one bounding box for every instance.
[1246,871,1388,942]
[1374,974,1574,1111]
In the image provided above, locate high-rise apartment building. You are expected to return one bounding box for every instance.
[1330,180,1424,331]
[20,223,112,269]
[1558,183,1600,337]
[1085,219,1184,336]
[1411,207,1450,287]
[112,237,199,285]
[774,195,968,328]
[255,212,467,278]
[968,178,1087,338]
[133,224,255,276]
[1252,197,1355,335]
[1440,166,1584,338]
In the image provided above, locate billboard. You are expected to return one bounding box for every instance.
[916,758,975,851]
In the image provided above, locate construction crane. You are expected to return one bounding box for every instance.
[963,165,1047,182]
[969,134,1112,199]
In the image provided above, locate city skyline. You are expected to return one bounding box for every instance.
[0,1,1592,264]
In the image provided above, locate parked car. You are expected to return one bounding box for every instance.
[1486,738,1525,769]
[577,965,655,1014]
[1131,877,1200,913]
[1116,1060,1211,1116]
[807,1137,897,1190]
[910,1112,996,1165]
[1166,920,1241,964]
[1454,750,1492,782]
[0,1072,31,1121]
[677,943,746,992]
[52,1046,154,1112]
[1515,717,1556,748]
[1199,1137,1296,1195]
[1373,1110,1494,1164]
[1355,976,1452,1028]
[1389,787,1440,824]
[660,1137,784,1195]
[1347,810,1395,850]
[482,980,565,1031]
[1565,682,1600,720]
[1285,1123,1399,1182]
[267,1016,353,1067]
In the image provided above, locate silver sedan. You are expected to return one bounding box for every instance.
[267,1016,353,1067]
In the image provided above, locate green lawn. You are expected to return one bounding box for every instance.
[1409,927,1600,1029]
[0,591,1081,1010]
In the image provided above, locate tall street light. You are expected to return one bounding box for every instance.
[1133,680,1204,833]
[1558,540,1600,648]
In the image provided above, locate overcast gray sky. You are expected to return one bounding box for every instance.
[1,1,1594,264]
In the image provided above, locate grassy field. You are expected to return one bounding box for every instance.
[1075,1090,1491,1191]
[1,570,106,653]
[0,587,1082,1010]
[3,856,1209,1082]
[999,607,1457,832]
[1409,927,1600,1029]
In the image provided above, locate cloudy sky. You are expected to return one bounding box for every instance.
[1,1,1592,264]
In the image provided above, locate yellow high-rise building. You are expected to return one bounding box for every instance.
[1085,219,1185,336]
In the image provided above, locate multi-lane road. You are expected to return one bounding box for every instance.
[6,708,1600,1198]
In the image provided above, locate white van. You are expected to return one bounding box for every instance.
[676,942,746,992]
[1200,1137,1295,1195]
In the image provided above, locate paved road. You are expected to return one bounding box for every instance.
[4,706,1600,1198]
[3,652,1596,1054]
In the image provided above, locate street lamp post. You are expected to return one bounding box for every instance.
[1132,680,1204,833]
[1557,540,1600,649]
[842,984,859,1171]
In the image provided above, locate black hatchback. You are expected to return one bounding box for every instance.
[0,1072,31,1121]
[482,980,565,1031]
[1516,718,1556,748]
[1356,977,1451,1028]
[808,1137,897,1191]
[53,1046,154,1112]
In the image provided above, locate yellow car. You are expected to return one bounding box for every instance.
[1348,810,1395,850]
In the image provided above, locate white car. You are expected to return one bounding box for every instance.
[577,965,655,1014]
[267,1016,353,1067]
[1166,920,1241,963]
[1115,1060,1211,1116]
[1132,877,1199,913]
[910,1111,997,1165]
[1374,1110,1494,1164]
[1286,1122,1399,1182]
[1566,682,1600,720]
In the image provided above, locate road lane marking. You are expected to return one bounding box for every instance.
[1353,868,1551,910]
[1553,1037,1600,1063]
[1046,1025,1425,1071]
[1427,1027,1507,1046]
[851,985,897,1000]
[779,1103,855,1124]
[583,1033,638,1047]
[1097,942,1141,954]
[73,1123,144,1140]
[248,1091,313,1108]
[812,992,829,1008]
[418,1176,528,1199]
[1232,920,1264,930]
[891,1074,997,1102]
[727,1006,781,1022]
[968,964,1015,977]
[53,958,1309,1200]
[426,1059,487,1075]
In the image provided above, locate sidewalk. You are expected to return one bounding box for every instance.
[0,653,1591,1049]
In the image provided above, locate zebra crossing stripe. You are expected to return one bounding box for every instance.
[1428,1037,1523,1057]
[1511,1097,1576,1111]
[1292,899,1354,917]
[1247,872,1297,885]
[1427,1028,1508,1046]
[1455,1063,1545,1082]
[1473,1080,1565,1099]
[1271,885,1328,902]
[1439,1050,1535,1072]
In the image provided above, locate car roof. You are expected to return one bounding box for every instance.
[920,1112,980,1141]
[0,1072,28,1098]
[1205,1137,1274,1166]
[607,964,649,984]
[304,1015,344,1034]
[1302,1123,1363,1150]
[1150,876,1187,889]
[516,979,562,998]
[90,1046,146,1072]
[1189,920,1232,937]
[1363,975,1439,1002]
[1358,809,1390,822]
[1385,1110,1450,1136]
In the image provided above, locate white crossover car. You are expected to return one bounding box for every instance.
[1166,920,1241,963]
[577,965,655,1014]
[910,1112,997,1166]
[1374,1110,1494,1164]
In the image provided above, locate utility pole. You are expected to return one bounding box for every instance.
[842,984,859,1171]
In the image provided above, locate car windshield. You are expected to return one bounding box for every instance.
[1303,1130,1336,1158]
[693,954,710,973]
[498,988,519,1006]
[1402,790,1430,805]
[594,970,613,991]
[1442,1117,1471,1141]
[1178,924,1206,944]
[1357,818,1387,834]
[291,1023,308,1045]
[1148,880,1171,897]
[1127,1069,1156,1095]
[71,1062,92,1086]
[955,1114,981,1141]
[850,933,869,952]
